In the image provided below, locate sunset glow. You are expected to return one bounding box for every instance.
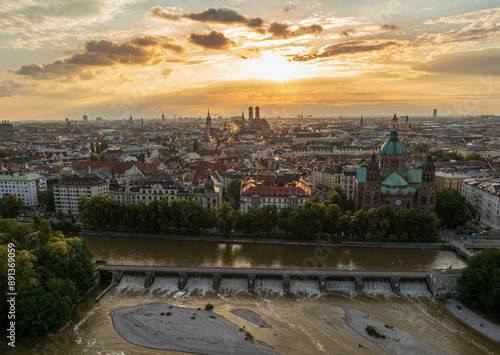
[0,1,499,120]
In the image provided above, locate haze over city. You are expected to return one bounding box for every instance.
[1,0,500,121]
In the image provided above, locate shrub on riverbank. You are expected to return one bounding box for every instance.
[365,325,386,339]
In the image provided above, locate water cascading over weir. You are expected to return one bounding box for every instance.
[95,263,456,300]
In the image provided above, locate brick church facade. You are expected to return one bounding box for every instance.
[355,126,436,212]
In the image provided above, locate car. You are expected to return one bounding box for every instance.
[480,231,489,235]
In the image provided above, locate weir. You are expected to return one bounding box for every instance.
[96,264,452,297]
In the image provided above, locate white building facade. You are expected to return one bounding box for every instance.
[0,173,47,207]
[239,184,310,213]
[461,178,500,230]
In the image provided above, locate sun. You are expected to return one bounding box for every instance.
[245,53,305,81]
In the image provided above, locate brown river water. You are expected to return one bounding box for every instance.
[7,235,500,354]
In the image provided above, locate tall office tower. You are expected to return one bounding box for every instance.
[433,109,437,118]
[83,115,88,123]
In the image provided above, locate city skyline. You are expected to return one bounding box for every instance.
[1,0,499,121]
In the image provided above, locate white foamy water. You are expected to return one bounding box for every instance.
[326,280,356,292]
[401,280,431,295]
[254,277,283,291]
[363,279,392,294]
[290,279,320,293]
[116,273,145,290]
[220,276,248,289]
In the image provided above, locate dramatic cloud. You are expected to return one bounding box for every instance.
[282,5,296,13]
[187,31,236,50]
[427,7,500,25]
[381,24,399,31]
[413,48,500,75]
[147,6,265,31]
[0,0,145,49]
[340,29,356,37]
[421,7,500,44]
[290,40,399,61]
[11,35,184,79]
[161,68,174,78]
[267,22,323,39]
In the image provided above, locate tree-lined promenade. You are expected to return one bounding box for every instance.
[78,192,441,241]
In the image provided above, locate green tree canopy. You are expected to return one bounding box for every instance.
[0,218,95,338]
[411,143,429,152]
[458,249,500,319]
[38,189,55,211]
[0,194,23,218]
[228,179,242,205]
[436,188,475,228]
[464,153,487,163]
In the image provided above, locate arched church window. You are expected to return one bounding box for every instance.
[366,194,371,204]
[374,194,379,204]
[430,194,434,205]
[421,195,427,205]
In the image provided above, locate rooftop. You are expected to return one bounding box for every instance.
[0,173,45,181]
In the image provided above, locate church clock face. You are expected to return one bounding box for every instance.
[395,199,402,206]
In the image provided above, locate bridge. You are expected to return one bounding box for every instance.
[96,263,439,300]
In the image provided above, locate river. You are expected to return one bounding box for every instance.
[9,235,500,355]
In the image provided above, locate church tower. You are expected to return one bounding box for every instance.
[419,155,436,212]
[391,113,398,127]
[206,108,212,136]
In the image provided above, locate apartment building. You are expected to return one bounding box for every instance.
[0,173,47,207]
[54,175,108,215]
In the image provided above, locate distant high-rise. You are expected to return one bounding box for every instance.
[96,116,102,121]
[255,106,260,119]
[83,115,88,123]
[360,115,363,126]
[433,109,437,118]
[0,120,14,138]
[162,113,165,121]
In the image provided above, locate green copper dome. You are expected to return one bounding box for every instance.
[380,127,407,156]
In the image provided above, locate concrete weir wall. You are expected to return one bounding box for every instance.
[97,265,443,296]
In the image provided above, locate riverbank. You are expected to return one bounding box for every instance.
[111,302,276,354]
[343,308,446,354]
[79,228,451,250]
[445,299,500,344]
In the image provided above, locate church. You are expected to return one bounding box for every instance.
[355,126,436,212]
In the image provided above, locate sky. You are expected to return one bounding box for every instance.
[1,0,500,121]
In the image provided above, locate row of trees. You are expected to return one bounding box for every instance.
[79,195,440,240]
[0,217,95,338]
[89,141,108,154]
